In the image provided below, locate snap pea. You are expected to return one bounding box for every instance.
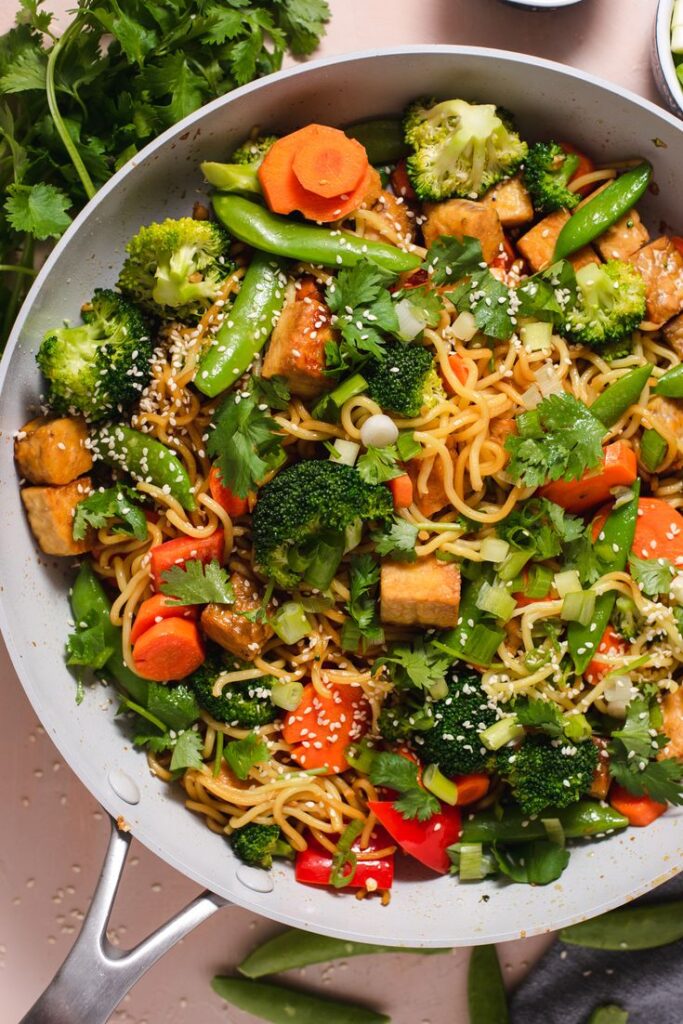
[560,898,683,950]
[344,119,409,165]
[588,1007,628,1024]
[640,427,667,471]
[70,561,148,703]
[200,160,261,195]
[91,423,195,511]
[195,251,288,398]
[589,363,652,428]
[653,361,683,397]
[467,945,509,1024]
[238,927,449,979]
[568,480,640,675]
[461,801,628,844]
[553,162,652,262]
[212,195,421,274]
[211,977,389,1024]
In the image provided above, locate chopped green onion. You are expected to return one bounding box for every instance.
[562,712,592,742]
[457,843,486,880]
[463,624,505,666]
[453,310,477,341]
[475,581,516,622]
[329,438,360,466]
[396,430,421,461]
[423,763,458,806]
[516,410,543,439]
[479,716,524,751]
[345,738,377,774]
[524,563,553,599]
[312,373,368,421]
[541,817,565,847]
[270,680,304,711]
[428,678,449,701]
[640,427,667,472]
[561,589,596,626]
[553,569,582,598]
[302,537,344,589]
[480,537,510,563]
[498,549,532,582]
[521,321,553,352]
[271,602,311,644]
[344,518,363,553]
[213,730,224,777]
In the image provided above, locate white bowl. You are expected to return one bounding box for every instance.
[502,0,583,8]
[0,46,681,948]
[653,0,683,116]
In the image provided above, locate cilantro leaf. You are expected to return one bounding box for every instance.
[146,682,200,732]
[423,235,482,286]
[327,262,395,313]
[341,553,383,653]
[401,285,443,328]
[356,444,403,485]
[379,638,451,694]
[0,42,46,92]
[160,559,235,605]
[73,484,147,541]
[514,698,564,737]
[498,497,584,560]
[372,519,418,561]
[170,729,204,771]
[505,393,605,487]
[224,732,268,780]
[324,260,400,376]
[516,261,576,325]
[208,381,284,498]
[447,268,515,341]
[277,0,331,54]
[369,751,440,821]
[608,696,683,805]
[628,554,676,597]
[252,374,291,411]
[66,621,113,671]
[4,182,71,239]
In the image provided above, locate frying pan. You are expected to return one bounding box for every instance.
[2,46,682,1024]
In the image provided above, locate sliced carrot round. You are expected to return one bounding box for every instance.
[292,125,368,199]
[453,773,490,806]
[592,497,683,563]
[283,682,370,775]
[132,618,205,682]
[130,593,199,645]
[208,466,249,518]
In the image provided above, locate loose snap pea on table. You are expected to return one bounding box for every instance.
[237,927,449,979]
[212,194,421,274]
[553,162,652,262]
[560,898,683,950]
[91,423,196,511]
[211,977,390,1024]
[201,160,261,195]
[588,1007,629,1024]
[589,363,652,428]
[653,361,683,397]
[195,251,289,398]
[467,945,509,1024]
[344,118,410,165]
[461,801,628,844]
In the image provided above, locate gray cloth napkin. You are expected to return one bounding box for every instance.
[510,873,683,1024]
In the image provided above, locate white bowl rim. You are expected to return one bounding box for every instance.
[655,0,683,114]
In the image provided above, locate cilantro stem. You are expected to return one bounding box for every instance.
[1,235,33,346]
[120,697,167,734]
[0,264,37,277]
[45,20,97,201]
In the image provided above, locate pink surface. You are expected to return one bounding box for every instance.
[0,0,665,1021]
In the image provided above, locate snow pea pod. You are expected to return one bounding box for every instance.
[195,251,288,398]
[238,928,448,978]
[461,801,628,844]
[345,119,409,165]
[92,424,195,511]
[589,363,652,428]
[213,194,421,274]
[654,361,683,397]
[553,162,652,262]
[211,977,389,1024]
[588,1007,629,1024]
[468,945,509,1024]
[568,479,640,675]
[70,562,148,703]
[560,899,683,950]
[200,161,261,195]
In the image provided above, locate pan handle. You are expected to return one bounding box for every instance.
[19,816,229,1024]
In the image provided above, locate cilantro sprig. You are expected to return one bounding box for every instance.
[608,695,683,805]
[72,484,147,541]
[369,751,439,821]
[341,554,384,654]
[324,261,400,375]
[160,559,234,605]
[505,393,606,487]
[207,376,285,498]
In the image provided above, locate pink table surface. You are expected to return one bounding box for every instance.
[0,0,664,1021]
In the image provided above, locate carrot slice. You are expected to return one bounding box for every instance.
[584,626,627,686]
[539,442,636,514]
[592,497,683,564]
[443,353,468,392]
[149,530,224,590]
[208,466,249,518]
[453,773,490,806]
[291,125,368,199]
[390,159,416,200]
[283,683,371,775]
[609,784,667,827]
[389,473,413,510]
[130,593,198,645]
[132,618,205,682]
[560,141,596,197]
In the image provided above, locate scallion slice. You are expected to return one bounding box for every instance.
[479,716,524,751]
[561,589,596,626]
[423,763,458,806]
[476,581,516,622]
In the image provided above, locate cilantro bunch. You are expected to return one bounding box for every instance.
[0,0,330,350]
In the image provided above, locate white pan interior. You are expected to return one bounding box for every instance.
[0,46,681,947]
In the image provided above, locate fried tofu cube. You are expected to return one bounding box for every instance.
[361,189,415,245]
[629,236,683,326]
[262,279,334,399]
[381,556,461,629]
[660,688,683,760]
[645,396,683,467]
[594,209,649,262]
[482,175,534,228]
[200,572,273,661]
[517,210,599,272]
[422,199,504,264]
[663,313,683,360]
[21,476,93,556]
[15,417,92,485]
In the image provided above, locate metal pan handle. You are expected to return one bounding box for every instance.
[20,816,229,1024]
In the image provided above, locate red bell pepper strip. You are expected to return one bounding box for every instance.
[584,626,627,686]
[390,159,416,200]
[367,800,461,874]
[208,466,249,518]
[609,784,667,827]
[149,530,224,590]
[295,833,394,890]
[560,141,596,197]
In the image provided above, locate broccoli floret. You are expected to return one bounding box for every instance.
[522,141,581,214]
[230,823,294,869]
[378,691,434,743]
[560,260,646,351]
[404,97,528,201]
[411,664,498,775]
[188,654,277,727]
[496,733,598,816]
[365,342,445,417]
[612,595,642,643]
[118,218,232,323]
[231,135,278,166]
[253,460,393,589]
[36,288,153,422]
